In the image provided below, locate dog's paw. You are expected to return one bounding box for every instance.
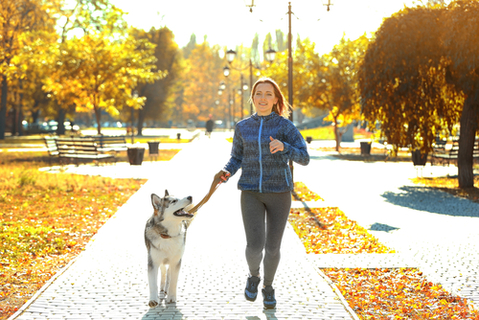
[148,300,159,308]
[166,295,176,304]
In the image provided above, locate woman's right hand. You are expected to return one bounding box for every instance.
[215,170,231,184]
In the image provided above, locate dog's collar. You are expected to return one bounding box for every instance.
[160,233,172,239]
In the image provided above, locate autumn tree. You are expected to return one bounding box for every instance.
[67,32,162,134]
[39,0,163,135]
[181,41,224,122]
[130,27,182,135]
[0,0,56,139]
[301,35,368,150]
[359,2,476,188]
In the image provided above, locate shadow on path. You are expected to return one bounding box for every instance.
[381,186,479,218]
[369,222,400,233]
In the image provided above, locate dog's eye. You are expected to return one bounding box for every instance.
[172,200,177,204]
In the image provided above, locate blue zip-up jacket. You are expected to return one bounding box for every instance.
[223,112,310,193]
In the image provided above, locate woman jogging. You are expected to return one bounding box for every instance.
[216,77,310,309]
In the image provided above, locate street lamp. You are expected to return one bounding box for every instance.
[219,81,226,91]
[322,0,334,11]
[223,65,230,77]
[265,48,276,64]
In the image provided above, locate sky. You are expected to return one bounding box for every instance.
[110,0,418,55]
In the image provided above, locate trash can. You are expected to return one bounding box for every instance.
[127,147,145,165]
[147,141,160,160]
[411,149,427,166]
[360,141,372,155]
[148,141,160,155]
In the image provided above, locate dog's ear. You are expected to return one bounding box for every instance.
[151,193,162,210]
[165,189,169,197]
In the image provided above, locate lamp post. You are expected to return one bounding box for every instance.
[131,90,138,144]
[224,48,276,115]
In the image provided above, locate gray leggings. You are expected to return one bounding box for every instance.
[240,190,291,286]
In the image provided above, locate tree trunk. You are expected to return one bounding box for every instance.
[12,99,18,135]
[16,79,24,136]
[458,94,478,188]
[94,107,102,135]
[333,117,341,152]
[31,107,40,124]
[17,108,23,136]
[0,75,8,140]
[137,108,145,136]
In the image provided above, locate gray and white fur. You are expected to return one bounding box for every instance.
[144,190,193,307]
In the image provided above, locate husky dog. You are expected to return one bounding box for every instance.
[145,190,193,307]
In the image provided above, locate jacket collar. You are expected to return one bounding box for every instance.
[252,111,277,121]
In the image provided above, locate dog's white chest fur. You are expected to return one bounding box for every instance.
[149,233,186,264]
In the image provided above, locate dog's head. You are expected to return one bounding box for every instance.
[151,190,194,221]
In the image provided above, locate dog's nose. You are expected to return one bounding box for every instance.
[187,196,192,201]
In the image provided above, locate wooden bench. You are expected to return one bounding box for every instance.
[55,137,115,165]
[89,135,128,154]
[431,139,479,166]
[44,136,59,164]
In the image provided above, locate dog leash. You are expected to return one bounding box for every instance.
[187,172,223,216]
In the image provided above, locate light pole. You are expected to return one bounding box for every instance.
[131,90,138,144]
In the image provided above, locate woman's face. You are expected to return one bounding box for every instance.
[253,82,278,116]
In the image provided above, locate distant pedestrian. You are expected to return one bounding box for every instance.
[206,114,214,138]
[214,77,310,309]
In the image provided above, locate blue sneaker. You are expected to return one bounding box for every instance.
[244,275,260,302]
[262,285,276,309]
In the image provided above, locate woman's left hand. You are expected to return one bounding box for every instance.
[269,136,284,154]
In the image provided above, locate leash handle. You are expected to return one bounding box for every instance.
[187,172,223,214]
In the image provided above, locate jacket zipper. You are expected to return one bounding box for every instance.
[258,118,263,193]
[284,169,290,187]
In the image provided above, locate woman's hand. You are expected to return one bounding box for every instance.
[215,170,231,184]
[269,136,284,154]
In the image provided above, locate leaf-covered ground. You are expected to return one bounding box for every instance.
[0,153,149,320]
[290,182,479,319]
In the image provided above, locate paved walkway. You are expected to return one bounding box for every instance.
[10,133,358,320]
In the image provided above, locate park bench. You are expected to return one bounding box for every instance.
[431,139,479,166]
[44,136,59,164]
[55,137,115,165]
[89,135,128,154]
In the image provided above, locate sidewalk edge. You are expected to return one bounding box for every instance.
[7,256,79,320]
